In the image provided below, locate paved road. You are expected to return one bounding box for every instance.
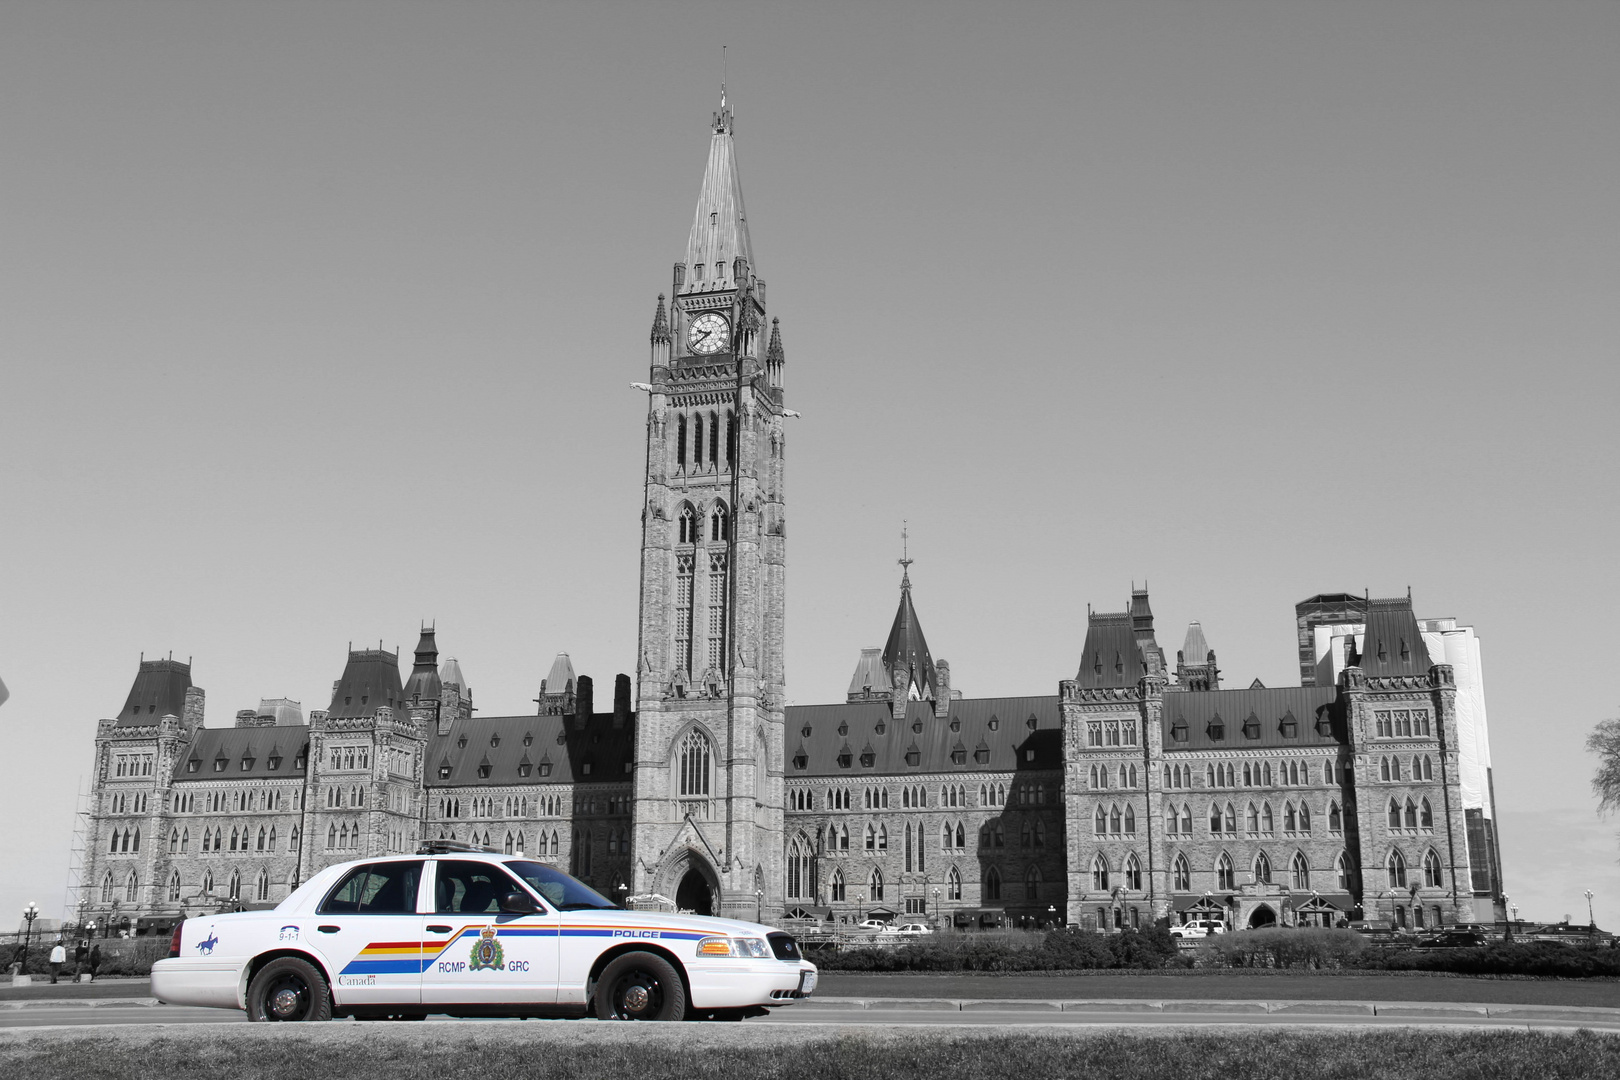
[5,998,1619,1033]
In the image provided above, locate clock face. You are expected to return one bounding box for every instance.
[688,312,731,355]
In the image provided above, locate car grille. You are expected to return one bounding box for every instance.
[767,932,800,961]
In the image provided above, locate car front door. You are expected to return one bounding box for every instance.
[420,859,558,1007]
[307,859,427,1008]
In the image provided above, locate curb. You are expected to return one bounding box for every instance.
[798,996,1620,1021]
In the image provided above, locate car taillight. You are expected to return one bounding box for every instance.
[168,922,185,959]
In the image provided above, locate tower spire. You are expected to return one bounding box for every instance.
[687,86,751,291]
[899,521,913,590]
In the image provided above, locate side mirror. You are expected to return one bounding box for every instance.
[499,891,537,914]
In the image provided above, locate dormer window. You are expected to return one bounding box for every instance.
[438,764,452,779]
[950,745,967,765]
[186,759,200,773]
[1206,715,1225,741]
[582,762,593,775]
[793,752,808,770]
[476,763,491,779]
[949,719,961,732]
[213,758,227,772]
[1242,714,1261,740]
[974,743,991,764]
[457,735,468,748]
[874,721,885,735]
[1027,716,1038,731]
[491,734,501,748]
[1279,712,1298,739]
[294,752,306,769]
[1399,639,1410,661]
[837,722,848,736]
[518,763,532,778]
[693,263,705,280]
[539,762,552,777]
[911,720,923,734]
[267,756,281,770]
[1170,719,1188,743]
[522,732,533,746]
[904,748,920,767]
[836,751,852,769]
[240,758,254,771]
[988,717,999,731]
[801,726,812,738]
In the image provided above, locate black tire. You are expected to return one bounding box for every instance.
[593,952,686,1021]
[246,956,333,1022]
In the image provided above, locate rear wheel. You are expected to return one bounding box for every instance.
[246,957,333,1022]
[594,952,686,1021]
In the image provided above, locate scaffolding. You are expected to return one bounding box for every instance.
[61,780,91,928]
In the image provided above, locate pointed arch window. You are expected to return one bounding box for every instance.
[256,869,270,902]
[101,871,113,903]
[1298,803,1311,834]
[168,870,182,902]
[947,865,962,901]
[1261,803,1274,834]
[1109,806,1122,834]
[1217,853,1235,891]
[1336,851,1350,890]
[1292,852,1310,891]
[1387,849,1407,889]
[1254,851,1272,885]
[1180,803,1193,834]
[126,871,139,902]
[787,835,813,899]
[1404,799,1418,829]
[1423,849,1443,888]
[1328,801,1343,834]
[1173,853,1191,891]
[868,867,884,902]
[1388,798,1401,829]
[1209,803,1223,833]
[677,729,712,798]
[1419,798,1433,828]
[710,501,729,542]
[1024,865,1040,900]
[1091,854,1109,891]
[1124,853,1142,891]
[1123,805,1136,834]
[1246,803,1259,835]
[678,503,699,543]
[180,827,189,853]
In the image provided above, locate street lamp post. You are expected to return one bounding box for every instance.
[932,889,941,930]
[756,888,764,924]
[856,893,865,924]
[20,902,40,970]
[1585,889,1595,929]
[1502,894,1512,941]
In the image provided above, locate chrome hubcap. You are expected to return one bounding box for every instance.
[623,984,650,1013]
[272,987,301,1017]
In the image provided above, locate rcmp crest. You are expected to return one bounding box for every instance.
[469,926,505,971]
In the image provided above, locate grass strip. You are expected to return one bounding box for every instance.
[4,1025,1620,1080]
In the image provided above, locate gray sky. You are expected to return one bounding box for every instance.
[4,1,1618,930]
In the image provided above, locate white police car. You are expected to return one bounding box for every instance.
[150,843,817,1022]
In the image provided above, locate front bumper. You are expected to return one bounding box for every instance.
[685,959,817,1009]
[151,957,245,1010]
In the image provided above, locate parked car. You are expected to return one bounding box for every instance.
[854,919,892,932]
[1169,920,1226,939]
[1415,929,1487,949]
[150,842,816,1022]
[890,922,933,936]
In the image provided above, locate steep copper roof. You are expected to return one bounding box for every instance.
[1160,686,1342,752]
[425,712,634,788]
[682,92,754,293]
[1360,597,1433,677]
[784,696,1061,778]
[1180,622,1212,665]
[882,575,938,701]
[403,628,442,703]
[115,658,192,725]
[326,649,406,719]
[173,726,309,782]
[1075,611,1146,689]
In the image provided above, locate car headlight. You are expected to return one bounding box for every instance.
[696,936,771,959]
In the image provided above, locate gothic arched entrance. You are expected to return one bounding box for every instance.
[676,868,713,916]
[1247,904,1277,929]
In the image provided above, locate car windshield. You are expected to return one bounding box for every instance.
[503,860,618,911]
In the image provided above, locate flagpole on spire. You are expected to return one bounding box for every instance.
[899,521,913,590]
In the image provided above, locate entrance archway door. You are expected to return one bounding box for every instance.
[1247,904,1277,929]
[676,869,713,916]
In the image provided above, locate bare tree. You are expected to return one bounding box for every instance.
[1589,717,1620,831]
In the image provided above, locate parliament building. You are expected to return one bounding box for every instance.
[77,98,1505,938]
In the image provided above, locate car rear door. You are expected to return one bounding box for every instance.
[308,860,427,1008]
[420,859,559,1007]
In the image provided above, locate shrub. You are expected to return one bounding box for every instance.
[1354,940,1620,979]
[1202,927,1368,969]
[810,926,1185,972]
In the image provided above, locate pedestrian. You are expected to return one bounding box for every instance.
[74,939,88,979]
[49,939,66,984]
[88,943,102,981]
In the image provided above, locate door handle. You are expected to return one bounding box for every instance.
[426,925,452,934]
[317,925,340,934]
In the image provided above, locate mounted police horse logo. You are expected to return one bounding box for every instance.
[195,931,220,955]
[468,926,504,972]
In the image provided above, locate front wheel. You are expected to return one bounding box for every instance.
[246,957,333,1022]
[594,952,686,1021]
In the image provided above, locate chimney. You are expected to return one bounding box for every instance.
[613,674,632,729]
[183,686,206,731]
[574,675,594,731]
[891,663,910,725]
[935,659,951,719]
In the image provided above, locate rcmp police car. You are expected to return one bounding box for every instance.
[150,843,817,1022]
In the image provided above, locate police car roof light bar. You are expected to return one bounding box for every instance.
[416,840,502,855]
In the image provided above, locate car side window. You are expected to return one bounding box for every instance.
[319,861,424,915]
[433,860,532,915]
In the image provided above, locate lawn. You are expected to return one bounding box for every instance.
[818,971,1620,1008]
[3,1025,1619,1080]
